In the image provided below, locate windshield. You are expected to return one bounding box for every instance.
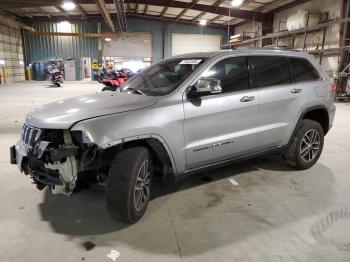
[121,57,206,96]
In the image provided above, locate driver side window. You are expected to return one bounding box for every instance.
[202,56,250,93]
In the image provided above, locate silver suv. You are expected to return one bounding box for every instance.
[10,48,336,223]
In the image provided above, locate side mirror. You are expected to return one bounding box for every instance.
[188,78,222,99]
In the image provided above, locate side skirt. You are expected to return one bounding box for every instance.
[172,146,287,183]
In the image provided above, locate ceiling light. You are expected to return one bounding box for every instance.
[105,38,112,42]
[231,0,244,7]
[199,19,207,26]
[62,2,76,11]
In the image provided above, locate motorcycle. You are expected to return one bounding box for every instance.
[47,64,63,87]
[101,69,132,91]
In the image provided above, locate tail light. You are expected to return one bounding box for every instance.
[330,82,337,93]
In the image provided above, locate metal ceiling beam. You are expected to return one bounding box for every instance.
[160,7,168,17]
[191,12,206,23]
[208,15,224,25]
[267,0,311,14]
[55,5,69,18]
[191,0,225,23]
[143,4,148,16]
[127,13,227,29]
[175,0,199,21]
[124,0,270,22]
[36,7,51,19]
[96,0,116,32]
[76,4,88,20]
[28,30,122,38]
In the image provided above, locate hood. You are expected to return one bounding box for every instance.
[26,92,158,129]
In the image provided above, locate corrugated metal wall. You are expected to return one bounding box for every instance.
[23,21,101,80]
[24,18,227,80]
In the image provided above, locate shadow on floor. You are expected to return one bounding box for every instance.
[38,155,335,255]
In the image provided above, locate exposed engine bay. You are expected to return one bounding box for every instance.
[14,124,102,196]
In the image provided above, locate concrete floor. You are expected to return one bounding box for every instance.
[1,81,350,262]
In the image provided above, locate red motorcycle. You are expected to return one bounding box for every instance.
[101,69,129,91]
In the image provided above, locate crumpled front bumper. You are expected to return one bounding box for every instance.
[10,138,78,195]
[10,139,28,170]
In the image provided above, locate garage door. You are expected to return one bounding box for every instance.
[103,32,153,59]
[172,33,221,56]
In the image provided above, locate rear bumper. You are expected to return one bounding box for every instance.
[328,104,336,132]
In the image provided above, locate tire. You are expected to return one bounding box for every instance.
[55,83,60,87]
[106,147,153,223]
[283,119,324,170]
[102,86,113,92]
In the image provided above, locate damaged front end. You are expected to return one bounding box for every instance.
[11,123,100,196]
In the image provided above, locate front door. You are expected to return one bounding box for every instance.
[183,56,259,170]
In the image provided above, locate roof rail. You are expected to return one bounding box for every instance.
[262,45,300,52]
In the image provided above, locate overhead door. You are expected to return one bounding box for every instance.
[103,32,153,59]
[172,33,221,56]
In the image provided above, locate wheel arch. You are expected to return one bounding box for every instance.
[101,134,177,175]
[301,106,330,135]
[288,105,330,146]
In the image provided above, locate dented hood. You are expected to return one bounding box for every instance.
[26,92,158,129]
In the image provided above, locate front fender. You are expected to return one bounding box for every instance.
[70,107,185,173]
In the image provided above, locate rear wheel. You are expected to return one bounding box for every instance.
[283,119,324,169]
[106,147,153,223]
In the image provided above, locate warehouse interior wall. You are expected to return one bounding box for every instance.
[0,22,25,84]
[22,18,227,80]
[234,0,342,75]
[273,0,342,75]
[115,18,228,61]
[23,21,100,81]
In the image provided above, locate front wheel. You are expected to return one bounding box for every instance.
[283,119,324,170]
[106,147,153,223]
[102,86,114,92]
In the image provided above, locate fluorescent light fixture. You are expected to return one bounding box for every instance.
[105,37,112,42]
[199,19,207,26]
[231,0,244,7]
[62,2,76,11]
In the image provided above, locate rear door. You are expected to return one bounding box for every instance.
[183,56,259,170]
[249,55,321,149]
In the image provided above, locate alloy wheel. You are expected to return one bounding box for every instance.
[134,160,151,211]
[300,129,321,162]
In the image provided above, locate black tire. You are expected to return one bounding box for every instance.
[102,86,113,92]
[283,119,324,170]
[106,147,153,223]
[55,83,60,87]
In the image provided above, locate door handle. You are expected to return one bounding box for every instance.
[291,88,302,94]
[240,96,255,102]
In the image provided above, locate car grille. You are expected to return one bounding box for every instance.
[21,123,41,147]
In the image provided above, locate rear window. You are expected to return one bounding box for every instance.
[250,56,290,88]
[288,57,320,82]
